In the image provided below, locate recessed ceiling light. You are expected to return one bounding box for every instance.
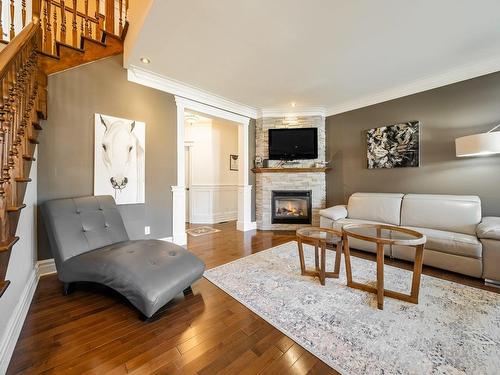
[140,57,151,64]
[291,102,296,107]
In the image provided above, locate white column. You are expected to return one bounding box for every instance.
[171,186,187,245]
[236,122,256,231]
[172,97,187,245]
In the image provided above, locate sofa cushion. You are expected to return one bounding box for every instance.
[347,193,404,226]
[477,217,500,240]
[60,239,206,318]
[405,226,482,259]
[401,194,481,236]
[319,205,347,221]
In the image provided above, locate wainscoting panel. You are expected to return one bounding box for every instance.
[189,185,238,224]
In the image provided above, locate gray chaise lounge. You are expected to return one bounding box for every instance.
[42,195,205,319]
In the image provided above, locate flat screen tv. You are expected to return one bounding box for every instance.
[268,128,318,160]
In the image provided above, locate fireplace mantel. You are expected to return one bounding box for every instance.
[252,167,330,173]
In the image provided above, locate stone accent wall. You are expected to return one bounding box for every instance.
[255,116,325,167]
[254,116,327,230]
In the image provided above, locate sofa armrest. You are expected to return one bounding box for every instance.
[477,217,500,240]
[319,205,348,221]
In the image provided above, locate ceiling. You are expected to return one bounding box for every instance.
[125,0,500,116]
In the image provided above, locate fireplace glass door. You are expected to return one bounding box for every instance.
[271,190,312,224]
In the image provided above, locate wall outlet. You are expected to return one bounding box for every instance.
[144,226,151,235]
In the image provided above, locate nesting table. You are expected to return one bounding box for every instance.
[296,224,426,310]
[296,227,343,286]
[342,223,427,310]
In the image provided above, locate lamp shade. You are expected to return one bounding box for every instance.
[455,131,500,157]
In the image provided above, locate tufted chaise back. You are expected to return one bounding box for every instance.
[42,195,129,263]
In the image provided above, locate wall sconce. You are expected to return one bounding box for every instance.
[455,124,500,157]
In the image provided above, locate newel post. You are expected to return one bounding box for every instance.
[32,0,42,20]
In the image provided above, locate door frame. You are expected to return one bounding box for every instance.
[172,96,256,245]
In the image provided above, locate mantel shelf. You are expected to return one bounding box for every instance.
[251,167,331,173]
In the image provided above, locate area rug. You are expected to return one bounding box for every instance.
[186,226,221,237]
[204,241,500,375]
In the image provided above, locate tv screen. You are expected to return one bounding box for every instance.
[268,128,318,160]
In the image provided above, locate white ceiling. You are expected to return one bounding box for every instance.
[125,0,500,117]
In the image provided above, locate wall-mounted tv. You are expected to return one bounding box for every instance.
[268,128,318,160]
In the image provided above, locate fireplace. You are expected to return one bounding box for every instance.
[271,190,312,224]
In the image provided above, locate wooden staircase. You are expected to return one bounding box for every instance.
[0,0,129,298]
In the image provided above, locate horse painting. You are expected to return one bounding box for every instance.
[94,114,145,204]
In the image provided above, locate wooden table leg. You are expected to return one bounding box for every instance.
[410,244,424,303]
[320,242,326,285]
[343,234,353,286]
[376,243,384,310]
[333,240,342,277]
[314,244,319,271]
[297,239,306,275]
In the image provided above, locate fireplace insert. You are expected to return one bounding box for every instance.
[271,190,312,224]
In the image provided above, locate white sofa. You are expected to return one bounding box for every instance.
[320,193,500,284]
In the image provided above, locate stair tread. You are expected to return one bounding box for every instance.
[81,36,107,48]
[7,204,27,212]
[56,41,85,54]
[14,177,32,183]
[0,280,11,298]
[28,137,39,144]
[0,237,19,252]
[33,122,42,130]
[22,155,36,161]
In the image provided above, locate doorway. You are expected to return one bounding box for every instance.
[172,97,256,245]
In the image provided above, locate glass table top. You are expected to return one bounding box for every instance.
[343,224,425,244]
[296,227,342,244]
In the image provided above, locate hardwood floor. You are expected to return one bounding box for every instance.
[7,222,498,374]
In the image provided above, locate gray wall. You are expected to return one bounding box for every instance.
[326,71,500,216]
[38,55,177,259]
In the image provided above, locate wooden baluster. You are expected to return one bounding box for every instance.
[43,0,52,53]
[52,1,57,51]
[105,0,114,34]
[32,0,42,20]
[95,0,101,40]
[0,0,3,42]
[60,0,67,44]
[80,14,84,45]
[72,0,77,47]
[84,0,89,37]
[9,0,14,40]
[125,0,128,22]
[118,0,123,34]
[22,0,26,28]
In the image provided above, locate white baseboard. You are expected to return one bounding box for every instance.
[159,237,173,242]
[237,221,257,231]
[0,261,48,375]
[37,259,56,276]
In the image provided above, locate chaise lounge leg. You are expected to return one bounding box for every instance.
[139,312,153,322]
[183,286,193,295]
[63,282,74,296]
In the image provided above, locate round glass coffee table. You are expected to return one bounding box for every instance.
[296,227,343,286]
[342,224,426,310]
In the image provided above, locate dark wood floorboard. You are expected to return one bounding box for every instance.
[7,221,498,374]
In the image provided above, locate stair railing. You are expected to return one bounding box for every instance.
[2,0,128,55]
[0,20,44,298]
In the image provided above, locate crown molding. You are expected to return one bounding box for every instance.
[258,106,326,118]
[127,65,258,119]
[128,53,500,120]
[326,54,500,117]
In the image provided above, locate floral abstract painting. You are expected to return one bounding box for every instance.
[366,121,420,168]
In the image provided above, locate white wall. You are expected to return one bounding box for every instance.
[0,151,38,375]
[185,117,239,223]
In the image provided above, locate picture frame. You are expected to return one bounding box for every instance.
[230,154,239,171]
[366,121,420,169]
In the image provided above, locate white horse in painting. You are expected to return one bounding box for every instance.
[99,115,144,202]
